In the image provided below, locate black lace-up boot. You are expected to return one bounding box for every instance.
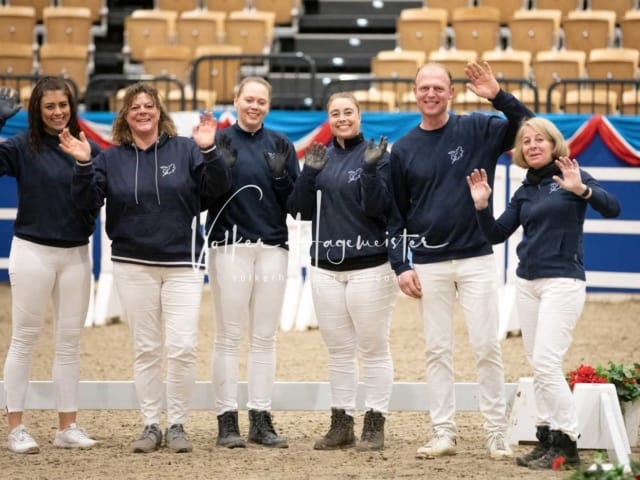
[528,430,580,470]
[248,410,288,448]
[314,408,356,450]
[516,425,551,466]
[357,410,385,451]
[216,410,246,448]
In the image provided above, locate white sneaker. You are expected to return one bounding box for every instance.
[8,425,40,454]
[415,432,457,459]
[53,423,97,449]
[487,432,513,459]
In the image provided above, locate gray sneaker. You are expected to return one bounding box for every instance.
[132,424,162,453]
[165,424,192,453]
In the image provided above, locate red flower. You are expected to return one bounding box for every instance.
[552,456,566,470]
[566,364,608,391]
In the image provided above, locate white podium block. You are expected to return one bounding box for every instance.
[574,384,630,457]
[507,377,537,444]
[507,378,632,467]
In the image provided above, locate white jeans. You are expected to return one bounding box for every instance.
[414,254,508,435]
[113,262,203,426]
[208,244,287,414]
[310,263,396,415]
[517,276,585,441]
[4,237,91,413]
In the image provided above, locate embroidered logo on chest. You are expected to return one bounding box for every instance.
[347,168,362,183]
[160,164,176,176]
[448,146,464,164]
[549,183,561,194]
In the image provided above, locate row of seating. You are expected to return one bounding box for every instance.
[122,8,277,73]
[396,6,639,56]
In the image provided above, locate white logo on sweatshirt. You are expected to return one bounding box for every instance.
[448,146,464,164]
[347,168,362,183]
[160,164,176,176]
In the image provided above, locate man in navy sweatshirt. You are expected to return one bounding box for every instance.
[388,61,534,461]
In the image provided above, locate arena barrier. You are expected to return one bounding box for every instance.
[0,379,632,466]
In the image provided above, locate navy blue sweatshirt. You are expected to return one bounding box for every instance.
[205,123,299,249]
[71,134,231,267]
[388,90,534,275]
[287,134,391,271]
[476,169,620,281]
[0,131,101,247]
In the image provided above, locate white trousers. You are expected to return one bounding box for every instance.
[208,244,288,415]
[113,262,203,426]
[414,254,508,435]
[310,263,396,415]
[517,276,585,441]
[4,237,91,413]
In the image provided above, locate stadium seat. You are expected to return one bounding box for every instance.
[564,88,618,113]
[0,42,36,101]
[534,0,584,21]
[477,0,526,25]
[508,9,562,56]
[396,8,448,52]
[588,0,637,25]
[562,9,617,53]
[422,0,473,19]
[42,6,93,47]
[193,44,243,106]
[176,9,226,61]
[7,0,52,23]
[39,43,90,98]
[0,5,36,48]
[225,9,276,55]
[352,88,397,112]
[453,89,495,113]
[620,89,640,115]
[619,9,640,49]
[253,0,301,26]
[122,9,177,72]
[586,47,640,103]
[371,49,426,101]
[155,0,200,14]
[204,0,248,15]
[428,48,478,79]
[481,49,532,93]
[533,48,587,112]
[451,6,502,55]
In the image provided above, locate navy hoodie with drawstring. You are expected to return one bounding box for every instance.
[71,133,231,267]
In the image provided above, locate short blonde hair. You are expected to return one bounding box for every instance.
[512,117,568,169]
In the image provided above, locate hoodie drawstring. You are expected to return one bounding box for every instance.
[133,141,161,206]
[134,146,139,205]
[154,141,160,205]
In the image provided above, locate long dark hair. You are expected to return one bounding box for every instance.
[27,76,81,153]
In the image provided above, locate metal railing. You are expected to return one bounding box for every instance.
[83,75,186,112]
[321,77,540,113]
[547,79,640,115]
[190,52,317,110]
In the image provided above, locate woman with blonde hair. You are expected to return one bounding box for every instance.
[467,117,620,470]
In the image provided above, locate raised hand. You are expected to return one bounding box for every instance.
[304,142,328,171]
[464,61,500,101]
[364,136,388,166]
[466,168,492,210]
[264,137,290,178]
[217,134,237,168]
[552,156,584,195]
[59,128,92,163]
[192,111,217,149]
[0,86,21,125]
